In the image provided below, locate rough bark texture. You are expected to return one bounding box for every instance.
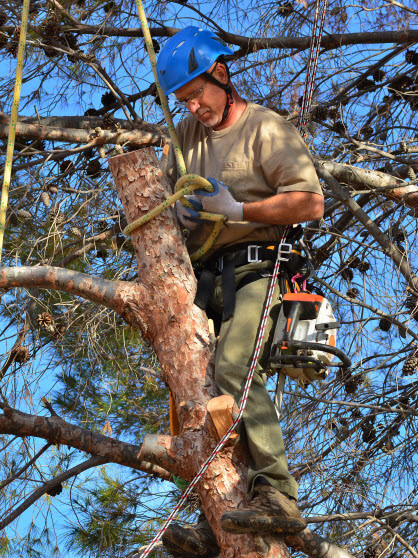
[108,148,293,558]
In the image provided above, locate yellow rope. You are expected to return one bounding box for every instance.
[131,0,225,260]
[0,0,31,264]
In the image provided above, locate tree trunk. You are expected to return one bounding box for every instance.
[108,148,293,557]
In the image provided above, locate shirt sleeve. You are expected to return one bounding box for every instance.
[259,118,323,196]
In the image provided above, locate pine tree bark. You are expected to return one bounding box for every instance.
[108,148,293,558]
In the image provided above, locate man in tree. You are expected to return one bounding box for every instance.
[157,26,324,557]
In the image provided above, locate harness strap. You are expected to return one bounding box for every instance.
[193,241,307,322]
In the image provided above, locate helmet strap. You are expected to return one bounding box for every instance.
[202,60,234,125]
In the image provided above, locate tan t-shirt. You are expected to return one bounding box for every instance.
[167,102,322,258]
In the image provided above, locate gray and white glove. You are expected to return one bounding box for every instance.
[175,195,203,230]
[195,178,244,221]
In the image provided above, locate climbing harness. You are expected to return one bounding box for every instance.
[0,0,31,263]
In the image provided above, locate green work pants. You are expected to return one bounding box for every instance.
[209,263,299,500]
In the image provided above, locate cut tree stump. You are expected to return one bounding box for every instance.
[207,394,239,440]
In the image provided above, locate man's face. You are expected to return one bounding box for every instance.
[174,68,227,128]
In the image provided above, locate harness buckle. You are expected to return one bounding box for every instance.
[217,256,224,272]
[277,243,292,261]
[248,245,262,263]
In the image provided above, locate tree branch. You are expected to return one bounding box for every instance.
[0,265,148,329]
[0,405,172,480]
[0,455,108,530]
[315,162,418,295]
[0,112,166,148]
[322,161,418,209]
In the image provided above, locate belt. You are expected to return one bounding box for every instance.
[194,242,295,322]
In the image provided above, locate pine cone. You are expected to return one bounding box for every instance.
[364,545,378,558]
[311,105,328,122]
[0,9,7,26]
[361,125,373,138]
[330,6,341,16]
[41,191,50,208]
[277,1,294,17]
[347,255,361,269]
[46,483,63,497]
[313,246,329,266]
[41,16,60,39]
[37,312,52,327]
[357,79,374,91]
[103,113,114,129]
[12,346,30,364]
[341,268,354,282]
[86,158,102,177]
[0,34,8,49]
[6,39,18,57]
[151,38,160,54]
[96,243,108,261]
[381,437,394,454]
[69,226,82,237]
[46,182,58,194]
[378,317,391,332]
[333,120,345,134]
[346,287,359,299]
[84,108,100,116]
[325,418,338,430]
[62,32,77,50]
[307,122,317,137]
[351,408,362,418]
[357,260,370,273]
[102,1,116,12]
[339,8,347,23]
[59,160,74,174]
[405,294,418,319]
[52,324,66,338]
[402,350,418,376]
[361,421,376,444]
[405,49,418,65]
[16,209,32,219]
[372,69,386,83]
[101,91,117,108]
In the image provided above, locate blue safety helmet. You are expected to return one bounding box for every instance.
[157,26,233,95]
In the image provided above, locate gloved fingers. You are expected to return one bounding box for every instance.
[175,200,204,230]
[195,177,225,197]
[183,195,203,212]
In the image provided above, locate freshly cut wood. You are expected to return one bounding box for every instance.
[207,395,239,441]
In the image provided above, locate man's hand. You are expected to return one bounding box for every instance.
[195,178,244,221]
[175,195,203,230]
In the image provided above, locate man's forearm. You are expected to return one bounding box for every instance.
[242,191,324,225]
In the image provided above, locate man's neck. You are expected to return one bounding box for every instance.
[212,90,247,131]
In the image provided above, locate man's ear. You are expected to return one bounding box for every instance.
[214,62,229,85]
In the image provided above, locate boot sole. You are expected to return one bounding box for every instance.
[162,526,219,557]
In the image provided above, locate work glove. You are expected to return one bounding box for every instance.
[195,178,244,222]
[175,195,203,230]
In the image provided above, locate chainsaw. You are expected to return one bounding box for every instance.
[268,291,351,383]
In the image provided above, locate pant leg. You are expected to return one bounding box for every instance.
[214,276,299,499]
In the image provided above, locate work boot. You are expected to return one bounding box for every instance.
[220,483,306,535]
[162,517,220,558]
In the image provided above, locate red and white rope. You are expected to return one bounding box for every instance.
[139,2,328,555]
[298,0,329,137]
